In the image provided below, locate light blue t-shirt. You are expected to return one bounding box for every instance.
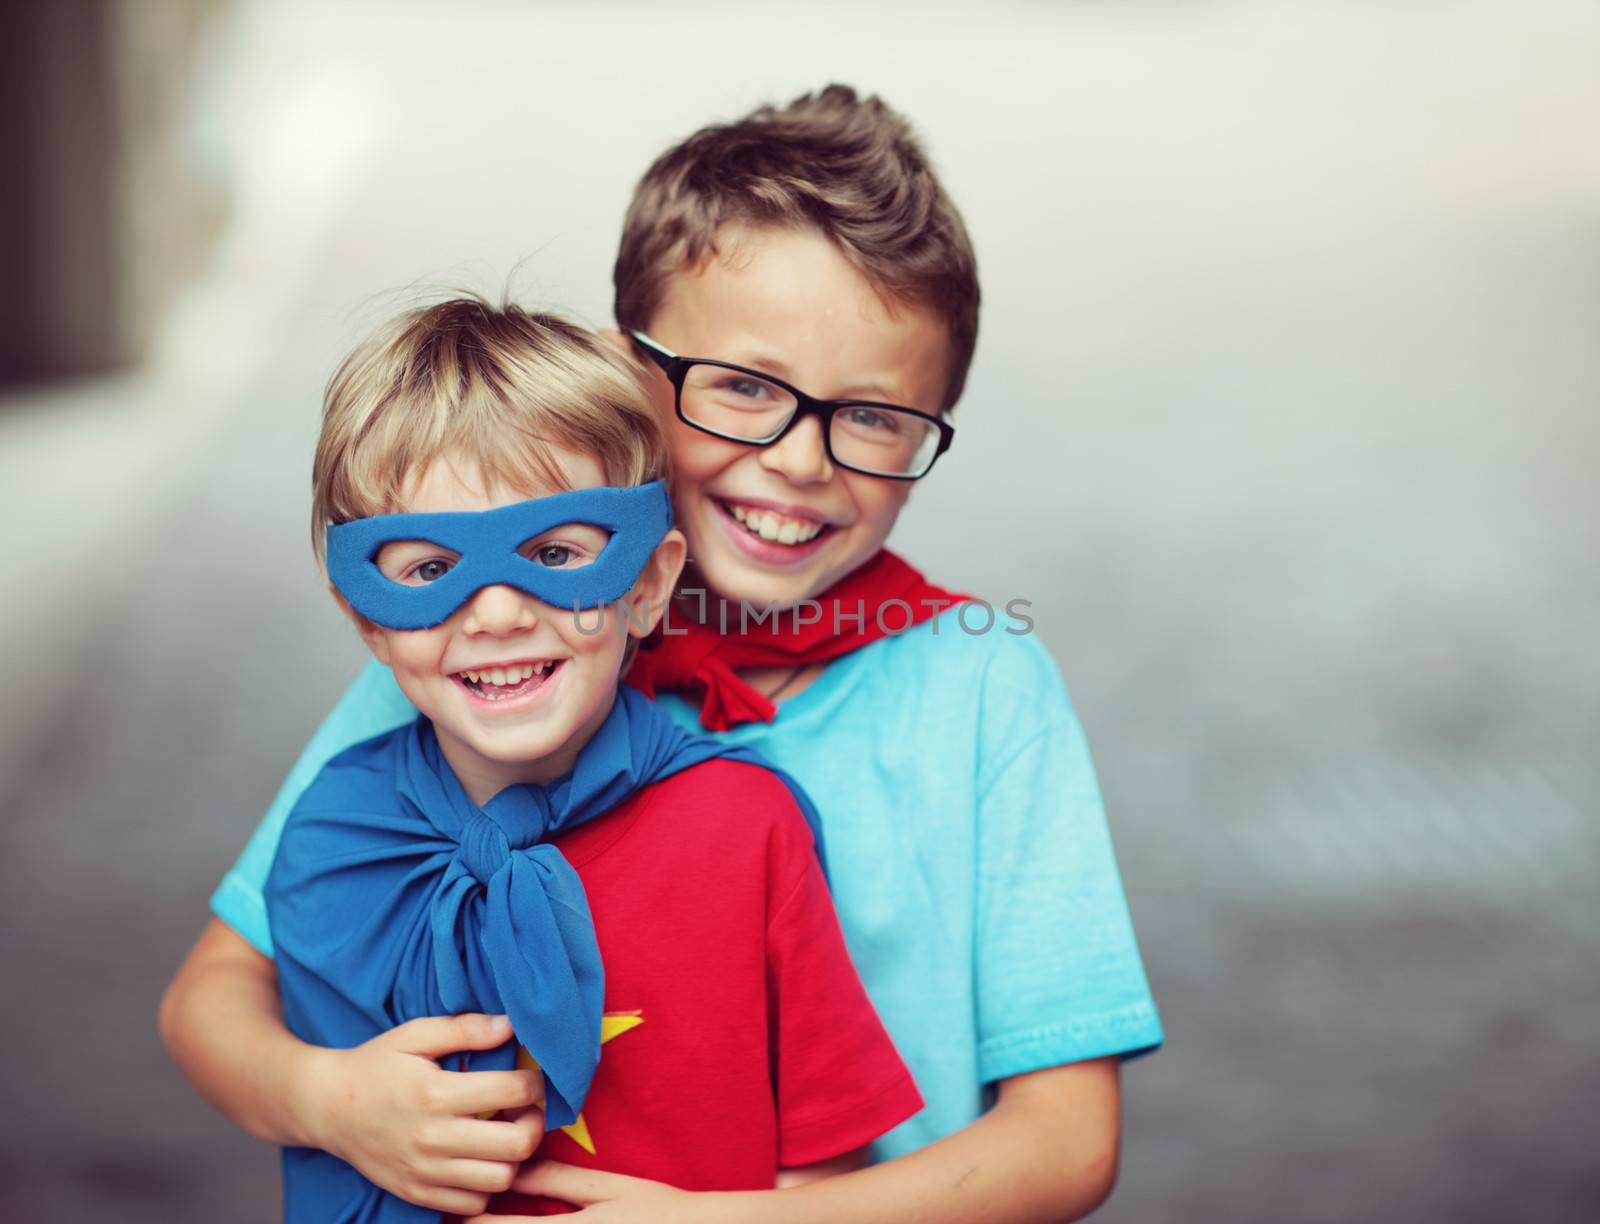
[214,618,1162,1161]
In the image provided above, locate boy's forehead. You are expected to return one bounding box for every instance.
[652,224,952,410]
[395,448,606,515]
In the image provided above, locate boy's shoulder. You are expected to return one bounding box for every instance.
[571,758,816,876]
[825,603,1084,783]
[266,722,425,905]
[860,601,1069,708]
[638,758,810,836]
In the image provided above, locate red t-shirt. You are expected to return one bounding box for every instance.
[486,759,921,1215]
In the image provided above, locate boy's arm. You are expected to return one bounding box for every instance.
[158,918,321,1149]
[159,918,546,1215]
[162,662,541,1212]
[493,1058,1118,1224]
[774,1147,868,1188]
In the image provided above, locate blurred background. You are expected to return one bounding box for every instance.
[1,1,1596,1220]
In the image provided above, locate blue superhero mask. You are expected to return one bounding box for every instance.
[326,481,673,630]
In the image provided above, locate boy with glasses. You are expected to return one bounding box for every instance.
[162,85,1162,1223]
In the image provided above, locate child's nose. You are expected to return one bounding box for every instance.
[758,414,834,485]
[460,584,540,635]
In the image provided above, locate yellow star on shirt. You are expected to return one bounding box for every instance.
[512,1010,643,1155]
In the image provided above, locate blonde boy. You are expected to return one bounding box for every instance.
[262,299,919,1220]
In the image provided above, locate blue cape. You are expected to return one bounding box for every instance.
[265,685,824,1223]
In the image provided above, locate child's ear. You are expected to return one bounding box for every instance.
[328,585,393,666]
[621,528,688,639]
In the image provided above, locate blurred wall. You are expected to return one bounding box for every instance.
[0,0,225,385]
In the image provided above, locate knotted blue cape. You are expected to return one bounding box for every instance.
[265,685,824,1223]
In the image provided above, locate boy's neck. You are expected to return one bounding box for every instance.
[675,570,834,705]
[433,690,618,808]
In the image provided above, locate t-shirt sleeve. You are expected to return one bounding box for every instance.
[973,634,1164,1085]
[764,805,924,1167]
[209,660,416,956]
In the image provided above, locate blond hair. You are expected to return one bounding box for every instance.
[613,84,980,411]
[312,297,667,569]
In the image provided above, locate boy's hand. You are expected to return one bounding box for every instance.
[298,1013,546,1215]
[464,1162,702,1224]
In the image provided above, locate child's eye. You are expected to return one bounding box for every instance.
[406,558,454,584]
[716,375,776,403]
[518,525,605,569]
[532,544,576,568]
[840,406,899,434]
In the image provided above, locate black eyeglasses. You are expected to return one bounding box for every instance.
[630,331,954,481]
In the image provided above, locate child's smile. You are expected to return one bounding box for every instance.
[639,224,950,612]
[346,451,646,805]
[713,495,836,565]
[451,656,564,706]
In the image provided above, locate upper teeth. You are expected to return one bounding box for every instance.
[729,504,824,544]
[461,662,549,684]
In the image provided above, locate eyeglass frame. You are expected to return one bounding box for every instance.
[628,330,955,481]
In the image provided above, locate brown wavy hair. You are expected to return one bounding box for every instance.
[613,84,980,412]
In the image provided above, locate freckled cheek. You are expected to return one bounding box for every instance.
[668,426,745,490]
[547,611,625,668]
[850,480,912,543]
[663,420,706,477]
[388,630,454,679]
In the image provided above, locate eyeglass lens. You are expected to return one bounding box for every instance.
[679,363,940,477]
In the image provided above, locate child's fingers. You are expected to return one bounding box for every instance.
[427,1116,545,1164]
[408,1185,494,1217]
[497,1104,548,1149]
[510,1160,633,1204]
[433,1067,544,1117]
[384,1013,514,1059]
[437,1157,522,1196]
